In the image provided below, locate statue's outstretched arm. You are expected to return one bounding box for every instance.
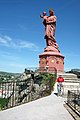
[40,14,43,18]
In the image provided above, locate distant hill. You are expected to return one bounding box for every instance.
[0,71,21,82]
[71,69,80,72]
[0,71,21,76]
[66,69,80,78]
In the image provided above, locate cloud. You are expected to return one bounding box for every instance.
[0,35,12,46]
[0,35,39,51]
[0,37,7,44]
[0,53,19,61]
[0,63,26,73]
[19,41,39,51]
[0,28,14,31]
[0,63,24,68]
[7,63,25,68]
[64,53,80,59]
[18,24,27,31]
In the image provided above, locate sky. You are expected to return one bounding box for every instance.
[0,0,80,73]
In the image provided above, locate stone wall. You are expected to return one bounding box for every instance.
[63,80,80,97]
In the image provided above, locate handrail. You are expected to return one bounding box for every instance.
[0,71,56,110]
[67,90,80,116]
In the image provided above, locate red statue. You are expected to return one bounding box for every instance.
[39,9,64,73]
[40,9,58,49]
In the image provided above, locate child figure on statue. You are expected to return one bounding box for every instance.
[40,11,48,27]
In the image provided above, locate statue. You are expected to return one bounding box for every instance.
[40,9,58,49]
[39,9,64,73]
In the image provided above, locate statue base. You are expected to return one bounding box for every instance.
[39,46,64,73]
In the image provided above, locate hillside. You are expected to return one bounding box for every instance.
[66,69,80,78]
[0,71,21,82]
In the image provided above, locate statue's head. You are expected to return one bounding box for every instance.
[49,9,54,16]
[43,11,46,16]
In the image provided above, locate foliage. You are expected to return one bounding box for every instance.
[40,72,56,90]
[0,98,9,110]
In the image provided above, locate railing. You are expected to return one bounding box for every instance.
[0,70,56,110]
[67,90,80,116]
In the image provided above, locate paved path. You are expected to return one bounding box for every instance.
[0,93,74,120]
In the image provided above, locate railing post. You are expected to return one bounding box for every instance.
[12,82,14,107]
[67,90,70,104]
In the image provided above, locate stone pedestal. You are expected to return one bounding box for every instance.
[39,46,64,73]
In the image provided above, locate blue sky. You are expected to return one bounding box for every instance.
[0,0,80,73]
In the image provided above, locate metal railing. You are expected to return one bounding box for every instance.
[0,69,57,110]
[67,90,80,116]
